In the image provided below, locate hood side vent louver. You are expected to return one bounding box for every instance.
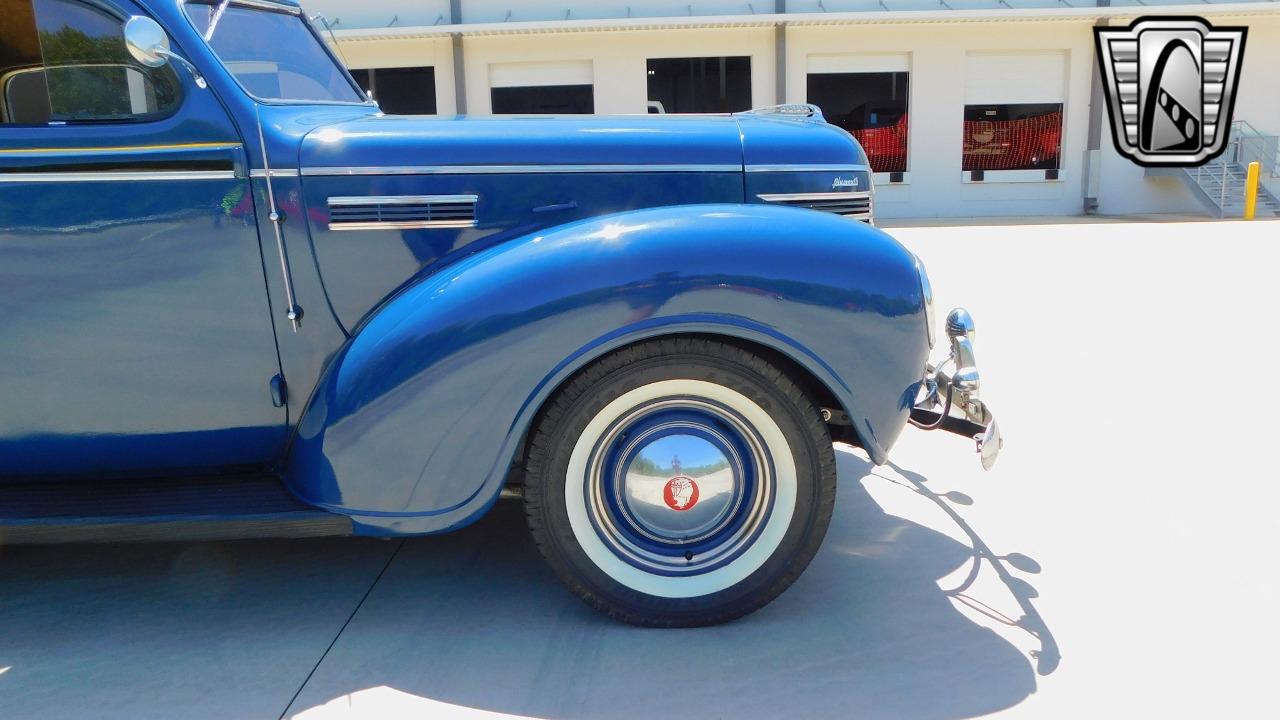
[327,195,478,231]
[757,191,874,224]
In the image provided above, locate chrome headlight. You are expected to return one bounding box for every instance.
[915,255,936,348]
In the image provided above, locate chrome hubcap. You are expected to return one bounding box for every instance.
[586,397,774,576]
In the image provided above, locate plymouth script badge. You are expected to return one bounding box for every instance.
[663,476,700,511]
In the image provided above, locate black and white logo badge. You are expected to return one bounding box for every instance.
[1094,16,1247,167]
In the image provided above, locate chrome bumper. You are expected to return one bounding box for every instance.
[909,308,1003,470]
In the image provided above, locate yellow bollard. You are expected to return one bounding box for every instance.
[1243,161,1261,221]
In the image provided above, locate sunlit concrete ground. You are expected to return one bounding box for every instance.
[2,218,1277,720]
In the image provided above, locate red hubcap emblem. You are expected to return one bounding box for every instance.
[663,476,700,511]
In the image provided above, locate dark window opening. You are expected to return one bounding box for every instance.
[646,56,751,114]
[1,0,181,124]
[962,103,1063,171]
[349,68,369,95]
[351,66,436,115]
[491,84,593,114]
[807,71,909,174]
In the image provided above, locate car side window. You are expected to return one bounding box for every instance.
[0,0,181,124]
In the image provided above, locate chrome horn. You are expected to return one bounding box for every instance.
[946,307,975,343]
[946,308,980,395]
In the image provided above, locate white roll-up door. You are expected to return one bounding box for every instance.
[807,53,910,75]
[489,60,594,88]
[964,51,1067,104]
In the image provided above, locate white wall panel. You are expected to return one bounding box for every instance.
[464,28,774,114]
[461,0,758,24]
[301,0,450,30]
[790,24,1092,218]
[331,36,457,114]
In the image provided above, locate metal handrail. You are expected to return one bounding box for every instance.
[1188,122,1279,216]
[1232,119,1267,139]
[1230,120,1278,174]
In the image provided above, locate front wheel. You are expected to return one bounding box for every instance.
[523,338,837,627]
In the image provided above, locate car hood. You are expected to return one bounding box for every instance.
[299,112,866,171]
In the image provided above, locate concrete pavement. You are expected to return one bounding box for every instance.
[2,218,1277,719]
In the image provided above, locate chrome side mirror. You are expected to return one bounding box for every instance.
[123,16,169,67]
[124,16,206,88]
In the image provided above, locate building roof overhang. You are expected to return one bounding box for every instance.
[326,2,1280,42]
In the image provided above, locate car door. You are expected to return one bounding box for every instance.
[0,0,285,477]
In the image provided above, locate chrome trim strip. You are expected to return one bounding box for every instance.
[745,165,872,173]
[741,103,824,119]
[328,194,478,206]
[327,194,479,230]
[0,142,242,158]
[220,0,301,14]
[302,164,743,176]
[305,164,871,176]
[757,190,873,202]
[759,189,874,224]
[254,98,377,107]
[249,168,300,178]
[328,220,477,231]
[0,170,237,183]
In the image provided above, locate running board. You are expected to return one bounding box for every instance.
[0,475,351,544]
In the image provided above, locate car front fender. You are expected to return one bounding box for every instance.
[286,204,928,535]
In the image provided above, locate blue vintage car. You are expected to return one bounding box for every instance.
[0,0,1000,625]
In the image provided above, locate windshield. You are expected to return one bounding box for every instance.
[183,1,363,103]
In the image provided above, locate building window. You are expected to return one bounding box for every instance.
[962,103,1063,171]
[489,60,593,115]
[490,84,594,114]
[963,51,1066,177]
[646,56,751,114]
[350,67,436,115]
[807,71,909,174]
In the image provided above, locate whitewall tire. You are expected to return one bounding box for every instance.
[523,337,837,627]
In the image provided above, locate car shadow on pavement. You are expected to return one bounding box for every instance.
[0,534,400,720]
[885,461,1061,679]
[287,447,1057,720]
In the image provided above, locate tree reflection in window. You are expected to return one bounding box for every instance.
[28,0,179,122]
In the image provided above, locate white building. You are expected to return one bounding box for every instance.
[305,0,1280,219]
